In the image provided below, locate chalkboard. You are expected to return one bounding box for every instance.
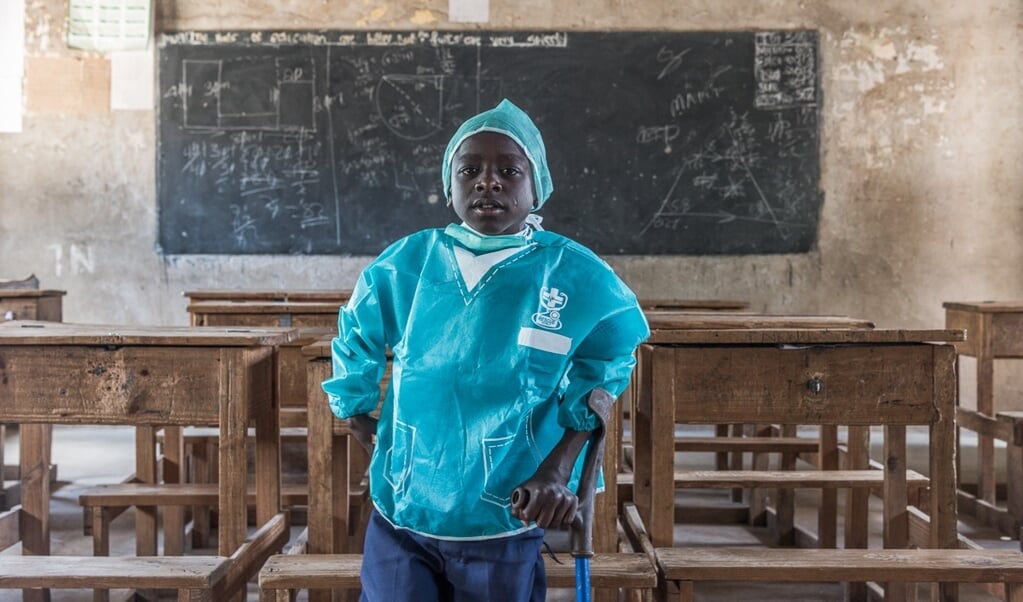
[157,30,820,255]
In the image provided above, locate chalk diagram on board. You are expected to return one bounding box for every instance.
[375,74,446,140]
[172,55,330,251]
[638,31,818,243]
[638,111,808,240]
[180,56,317,131]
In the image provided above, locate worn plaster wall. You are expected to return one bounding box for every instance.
[1,1,1021,404]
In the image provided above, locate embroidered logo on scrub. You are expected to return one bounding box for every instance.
[531,287,567,330]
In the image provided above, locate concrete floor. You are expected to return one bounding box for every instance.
[0,424,1015,601]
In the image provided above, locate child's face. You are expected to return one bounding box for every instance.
[449,132,535,235]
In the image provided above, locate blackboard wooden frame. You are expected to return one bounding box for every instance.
[157,30,821,255]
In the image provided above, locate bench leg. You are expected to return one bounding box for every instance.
[92,507,111,556]
[162,426,186,556]
[845,425,871,601]
[91,505,115,602]
[747,424,772,527]
[190,439,213,549]
[818,425,839,548]
[775,424,797,546]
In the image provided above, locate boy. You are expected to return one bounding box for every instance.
[323,99,649,601]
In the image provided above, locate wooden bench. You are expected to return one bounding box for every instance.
[260,552,657,601]
[261,503,658,601]
[79,483,310,555]
[655,546,1023,602]
[0,506,288,602]
[618,467,929,544]
[151,426,312,549]
[620,430,826,530]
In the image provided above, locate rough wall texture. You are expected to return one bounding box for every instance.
[1,1,1021,404]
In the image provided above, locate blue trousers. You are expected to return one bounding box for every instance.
[359,509,547,602]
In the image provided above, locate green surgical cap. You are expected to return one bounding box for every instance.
[442,99,554,210]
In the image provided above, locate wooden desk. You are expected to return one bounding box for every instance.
[631,312,877,540]
[944,301,1023,534]
[184,294,343,550]
[0,289,65,507]
[184,288,351,328]
[0,289,65,322]
[0,321,291,601]
[184,290,347,411]
[187,299,343,328]
[630,328,961,564]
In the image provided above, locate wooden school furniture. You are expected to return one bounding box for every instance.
[184,288,353,303]
[623,312,876,540]
[260,542,657,602]
[0,288,65,321]
[0,507,288,601]
[656,547,1023,602]
[260,502,658,602]
[633,327,962,601]
[944,301,1023,536]
[304,315,872,556]
[0,288,65,508]
[638,299,749,311]
[187,299,342,328]
[183,291,346,551]
[0,320,292,602]
[182,293,342,546]
[185,287,351,327]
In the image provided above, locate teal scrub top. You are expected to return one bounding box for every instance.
[322,228,649,540]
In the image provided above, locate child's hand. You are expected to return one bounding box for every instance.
[509,478,579,529]
[348,413,378,453]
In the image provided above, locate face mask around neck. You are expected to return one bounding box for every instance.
[444,223,531,252]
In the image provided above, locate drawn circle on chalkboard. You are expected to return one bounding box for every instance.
[376,75,445,141]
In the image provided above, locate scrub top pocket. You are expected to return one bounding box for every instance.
[383,419,416,495]
[481,432,525,507]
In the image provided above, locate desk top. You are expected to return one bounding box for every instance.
[639,299,749,311]
[302,336,334,359]
[0,320,295,346]
[187,300,343,315]
[644,312,875,331]
[184,289,353,302]
[943,301,1023,313]
[281,326,335,347]
[646,328,964,345]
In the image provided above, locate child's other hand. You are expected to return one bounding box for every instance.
[348,413,378,453]
[509,479,579,529]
